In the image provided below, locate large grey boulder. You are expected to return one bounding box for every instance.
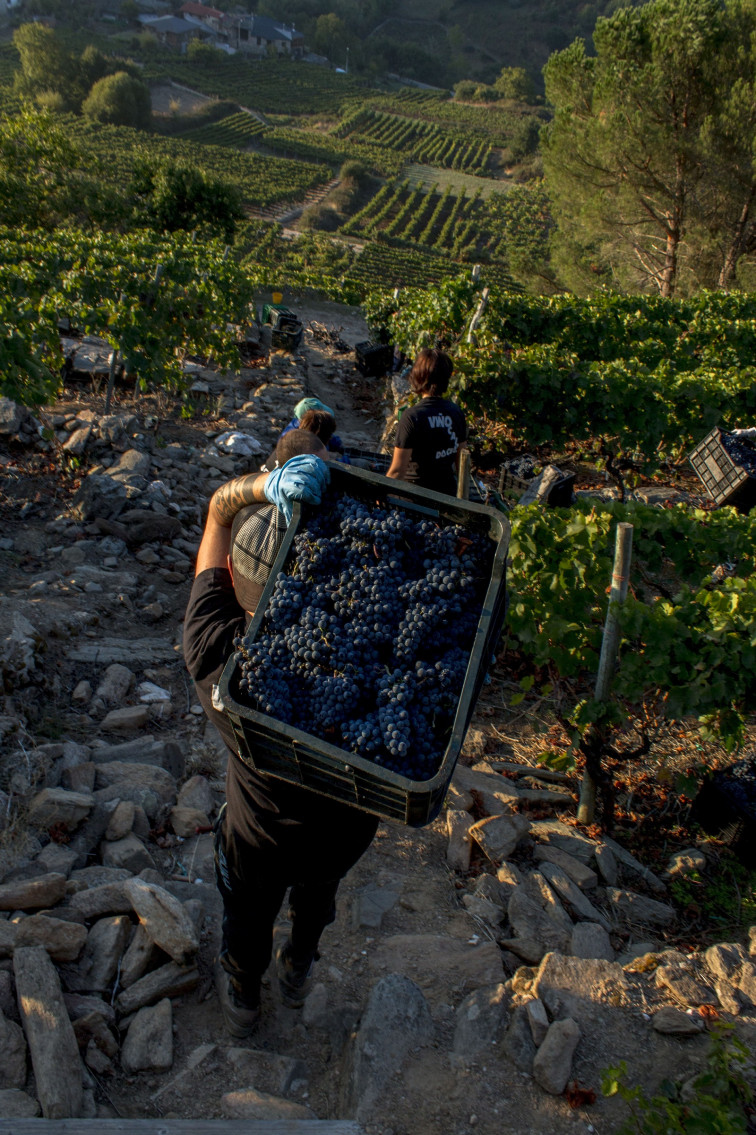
[124,877,200,965]
[533,1017,580,1094]
[452,983,509,1058]
[341,974,434,1119]
[14,946,84,1119]
[120,999,173,1073]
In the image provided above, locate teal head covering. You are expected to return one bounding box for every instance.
[294,397,335,421]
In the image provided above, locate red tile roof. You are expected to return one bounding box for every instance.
[179,2,223,19]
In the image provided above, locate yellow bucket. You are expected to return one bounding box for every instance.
[272,290,283,304]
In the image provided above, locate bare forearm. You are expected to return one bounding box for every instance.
[386,447,412,481]
[209,472,269,527]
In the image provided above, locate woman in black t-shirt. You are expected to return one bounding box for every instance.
[386,348,466,497]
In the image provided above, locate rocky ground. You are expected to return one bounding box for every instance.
[0,303,755,1133]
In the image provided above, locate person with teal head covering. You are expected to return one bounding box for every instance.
[268,397,345,470]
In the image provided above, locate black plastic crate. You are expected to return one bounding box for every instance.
[263,302,297,325]
[692,759,756,867]
[548,473,576,508]
[338,446,485,503]
[218,463,510,827]
[355,341,393,378]
[339,446,392,474]
[688,428,756,512]
[271,324,303,351]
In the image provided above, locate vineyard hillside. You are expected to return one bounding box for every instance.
[4,12,756,1134]
[1,302,756,1131]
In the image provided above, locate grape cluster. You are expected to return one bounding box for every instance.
[501,454,537,480]
[721,432,756,476]
[234,487,494,781]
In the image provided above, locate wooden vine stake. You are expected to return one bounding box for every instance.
[466,286,489,347]
[577,521,634,825]
[104,347,119,416]
[457,448,471,500]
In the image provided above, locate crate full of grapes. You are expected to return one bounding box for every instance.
[692,755,756,867]
[688,427,756,513]
[218,463,510,826]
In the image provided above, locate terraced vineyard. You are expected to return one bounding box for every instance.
[341,179,504,263]
[254,126,404,178]
[146,56,364,115]
[402,164,508,198]
[347,242,516,290]
[180,111,268,148]
[347,90,539,149]
[334,109,492,174]
[63,117,328,208]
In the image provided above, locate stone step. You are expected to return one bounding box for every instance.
[0,1121,362,1134]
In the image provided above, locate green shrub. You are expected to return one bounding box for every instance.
[603,1026,753,1134]
[454,80,478,100]
[82,72,151,129]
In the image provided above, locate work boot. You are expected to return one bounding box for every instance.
[275,940,315,1007]
[214,960,260,1038]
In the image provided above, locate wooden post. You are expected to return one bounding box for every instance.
[577,522,633,825]
[457,449,471,500]
[104,347,119,415]
[466,287,489,346]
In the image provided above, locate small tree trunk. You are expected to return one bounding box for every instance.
[577,522,634,825]
[718,189,756,290]
[659,224,680,298]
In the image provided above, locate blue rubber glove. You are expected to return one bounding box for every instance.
[264,454,330,524]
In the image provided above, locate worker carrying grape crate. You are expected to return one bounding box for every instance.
[184,445,508,1037]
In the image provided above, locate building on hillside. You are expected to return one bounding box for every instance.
[221,13,303,58]
[178,1,224,34]
[138,13,212,50]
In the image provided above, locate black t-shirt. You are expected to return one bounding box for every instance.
[394,396,467,495]
[182,568,378,848]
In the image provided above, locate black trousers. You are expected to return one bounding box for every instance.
[214,753,379,1002]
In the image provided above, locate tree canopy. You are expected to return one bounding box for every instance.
[82,72,152,130]
[129,159,244,242]
[13,23,145,117]
[0,108,80,229]
[541,0,756,296]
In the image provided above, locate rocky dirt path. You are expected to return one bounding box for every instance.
[0,309,755,1132]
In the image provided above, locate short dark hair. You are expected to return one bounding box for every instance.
[275,428,328,464]
[298,408,335,445]
[409,348,454,396]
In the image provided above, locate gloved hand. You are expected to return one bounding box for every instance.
[264,454,330,524]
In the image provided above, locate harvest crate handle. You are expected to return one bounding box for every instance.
[386,495,439,518]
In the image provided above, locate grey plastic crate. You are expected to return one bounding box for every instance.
[218,463,509,827]
[688,428,756,512]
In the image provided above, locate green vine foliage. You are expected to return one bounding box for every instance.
[365,278,756,466]
[0,265,62,405]
[365,275,756,751]
[0,227,256,403]
[602,1026,753,1134]
[506,500,756,749]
